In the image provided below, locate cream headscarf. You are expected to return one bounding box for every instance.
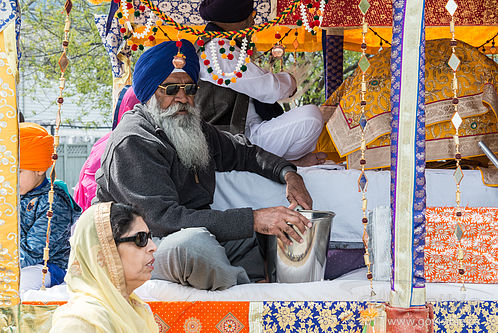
[50,202,159,333]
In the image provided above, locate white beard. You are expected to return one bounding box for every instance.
[146,95,210,171]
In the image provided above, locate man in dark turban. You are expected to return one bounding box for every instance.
[96,40,314,290]
[196,0,327,167]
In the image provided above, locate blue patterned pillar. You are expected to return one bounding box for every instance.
[321,29,344,99]
[389,0,427,308]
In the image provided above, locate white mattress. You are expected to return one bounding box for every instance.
[212,167,498,243]
[23,268,498,302]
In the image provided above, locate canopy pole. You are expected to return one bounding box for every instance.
[389,0,427,308]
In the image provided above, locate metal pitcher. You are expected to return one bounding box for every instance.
[267,209,335,283]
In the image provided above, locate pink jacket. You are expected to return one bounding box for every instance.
[73,87,139,210]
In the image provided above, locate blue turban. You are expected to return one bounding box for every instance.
[132,40,200,104]
[200,0,253,23]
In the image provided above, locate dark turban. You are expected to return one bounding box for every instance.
[132,40,200,104]
[199,0,254,23]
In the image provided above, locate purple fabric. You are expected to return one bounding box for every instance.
[322,34,343,99]
[199,0,253,23]
[324,249,365,280]
[73,88,138,211]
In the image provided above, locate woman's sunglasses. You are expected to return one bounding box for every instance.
[115,231,153,247]
[157,83,198,96]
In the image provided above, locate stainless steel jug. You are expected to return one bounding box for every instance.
[268,209,335,283]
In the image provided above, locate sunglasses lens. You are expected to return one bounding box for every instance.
[166,85,180,95]
[185,84,198,95]
[135,232,149,247]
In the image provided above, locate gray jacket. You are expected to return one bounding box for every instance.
[95,105,295,242]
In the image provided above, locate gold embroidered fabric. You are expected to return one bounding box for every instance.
[318,39,498,170]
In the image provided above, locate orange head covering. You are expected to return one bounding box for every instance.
[20,122,54,171]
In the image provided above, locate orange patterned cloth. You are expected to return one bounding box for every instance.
[425,207,498,283]
[149,302,250,333]
[23,301,250,333]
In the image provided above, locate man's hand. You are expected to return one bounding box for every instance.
[284,171,312,210]
[253,207,312,246]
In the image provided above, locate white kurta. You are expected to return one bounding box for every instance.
[199,38,323,160]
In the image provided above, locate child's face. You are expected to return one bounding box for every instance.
[19,169,45,195]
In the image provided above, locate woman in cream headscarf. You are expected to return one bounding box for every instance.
[50,202,158,333]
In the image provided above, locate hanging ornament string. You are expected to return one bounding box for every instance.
[445,0,466,292]
[118,0,154,39]
[198,38,251,86]
[41,0,72,290]
[115,0,160,51]
[296,0,327,35]
[356,0,375,297]
[141,0,301,39]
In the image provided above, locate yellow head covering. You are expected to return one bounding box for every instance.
[50,202,159,333]
[19,122,54,171]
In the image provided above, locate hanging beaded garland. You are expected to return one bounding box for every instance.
[294,0,327,35]
[41,0,73,289]
[198,38,255,86]
[116,0,158,51]
[445,0,467,292]
[357,0,375,297]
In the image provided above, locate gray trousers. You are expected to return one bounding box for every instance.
[151,227,266,290]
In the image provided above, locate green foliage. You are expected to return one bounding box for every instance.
[20,0,113,126]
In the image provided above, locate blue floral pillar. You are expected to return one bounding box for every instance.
[321,29,344,99]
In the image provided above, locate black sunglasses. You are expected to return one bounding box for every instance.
[115,231,152,247]
[157,83,198,96]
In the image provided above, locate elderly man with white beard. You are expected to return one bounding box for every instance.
[95,40,313,291]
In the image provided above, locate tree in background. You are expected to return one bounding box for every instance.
[20,0,113,127]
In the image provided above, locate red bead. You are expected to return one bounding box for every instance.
[52,153,58,160]
[458,268,465,275]
[62,40,69,47]
[126,3,133,9]
[148,35,155,41]
[46,211,53,218]
[313,1,320,8]
[197,40,204,46]
[275,33,281,39]
[217,78,224,85]
[131,44,138,51]
[57,97,64,104]
[236,72,242,78]
[456,211,462,217]
[218,40,225,46]
[113,0,120,3]
[203,59,210,65]
[314,20,320,26]
[120,27,126,34]
[362,217,368,223]
[42,268,48,274]
[139,5,145,11]
[360,159,366,165]
[176,41,182,48]
[247,49,253,56]
[293,14,300,20]
[366,273,373,280]
[227,54,234,60]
